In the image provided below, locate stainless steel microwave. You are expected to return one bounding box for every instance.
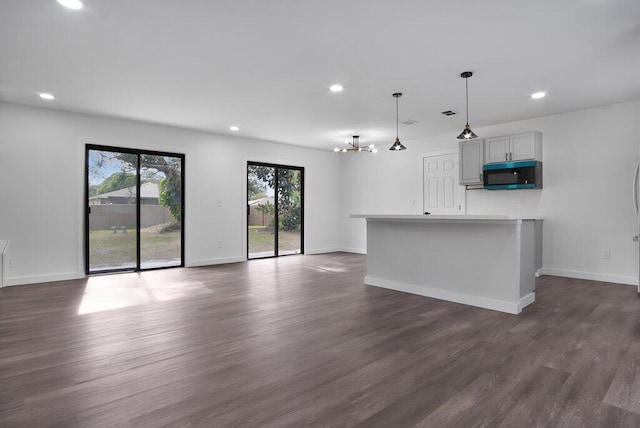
[483,160,542,190]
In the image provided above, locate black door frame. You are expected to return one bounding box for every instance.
[247,161,304,259]
[85,144,185,274]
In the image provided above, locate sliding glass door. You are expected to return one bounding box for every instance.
[87,148,138,271]
[86,145,184,274]
[247,162,303,259]
[140,154,183,269]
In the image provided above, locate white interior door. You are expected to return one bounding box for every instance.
[423,153,465,215]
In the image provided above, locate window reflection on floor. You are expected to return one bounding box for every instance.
[78,270,212,315]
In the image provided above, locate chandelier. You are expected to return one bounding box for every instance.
[334,135,378,153]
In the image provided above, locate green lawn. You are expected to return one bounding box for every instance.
[248,226,301,255]
[90,225,299,269]
[89,227,181,269]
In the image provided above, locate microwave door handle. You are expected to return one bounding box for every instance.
[634,163,640,215]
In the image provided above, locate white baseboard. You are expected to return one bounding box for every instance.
[340,247,367,255]
[540,268,636,286]
[365,276,534,315]
[186,256,245,268]
[518,292,536,313]
[305,247,343,255]
[5,272,86,287]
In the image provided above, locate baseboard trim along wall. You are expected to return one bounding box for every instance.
[6,257,248,286]
[540,268,636,286]
[365,276,533,315]
[341,247,367,255]
[6,259,634,289]
[187,256,245,267]
[347,250,636,287]
[305,247,344,255]
[6,272,86,287]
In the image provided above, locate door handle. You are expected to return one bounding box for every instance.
[634,235,639,242]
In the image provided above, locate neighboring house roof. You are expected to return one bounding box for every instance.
[90,182,160,200]
[248,196,274,206]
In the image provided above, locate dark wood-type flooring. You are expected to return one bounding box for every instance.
[2,252,640,427]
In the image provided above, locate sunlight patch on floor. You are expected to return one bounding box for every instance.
[78,271,212,315]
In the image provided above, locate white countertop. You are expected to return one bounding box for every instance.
[350,214,542,222]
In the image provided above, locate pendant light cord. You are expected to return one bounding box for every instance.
[465,77,469,125]
[396,95,399,138]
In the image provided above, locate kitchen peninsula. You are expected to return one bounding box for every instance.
[351,215,543,314]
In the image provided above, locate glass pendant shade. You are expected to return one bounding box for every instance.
[389,137,406,151]
[457,123,478,140]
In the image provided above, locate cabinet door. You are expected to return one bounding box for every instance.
[459,139,484,185]
[510,132,538,161]
[485,136,510,163]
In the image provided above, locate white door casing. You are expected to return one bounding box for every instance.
[423,153,465,215]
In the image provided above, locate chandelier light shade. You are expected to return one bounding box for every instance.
[457,71,478,140]
[389,92,407,151]
[334,135,377,153]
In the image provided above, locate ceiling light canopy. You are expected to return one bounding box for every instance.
[390,93,406,151]
[329,84,344,93]
[334,135,377,153]
[38,92,55,100]
[57,0,84,10]
[531,91,546,99]
[457,71,478,140]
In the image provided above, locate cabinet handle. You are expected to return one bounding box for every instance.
[505,153,508,161]
[509,152,513,161]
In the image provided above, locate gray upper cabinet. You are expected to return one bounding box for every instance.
[485,131,542,164]
[459,139,484,185]
[485,136,510,163]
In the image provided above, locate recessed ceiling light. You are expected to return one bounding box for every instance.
[57,0,84,10]
[329,84,344,93]
[229,126,240,131]
[531,91,546,99]
[38,92,55,100]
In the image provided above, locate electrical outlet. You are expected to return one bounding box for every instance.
[602,249,611,259]
[217,240,223,248]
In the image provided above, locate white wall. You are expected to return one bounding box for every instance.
[0,102,342,285]
[341,99,640,285]
[4,99,639,286]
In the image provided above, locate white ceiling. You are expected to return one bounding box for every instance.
[1,0,640,150]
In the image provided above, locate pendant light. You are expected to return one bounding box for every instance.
[389,92,406,151]
[334,135,377,153]
[457,71,478,140]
